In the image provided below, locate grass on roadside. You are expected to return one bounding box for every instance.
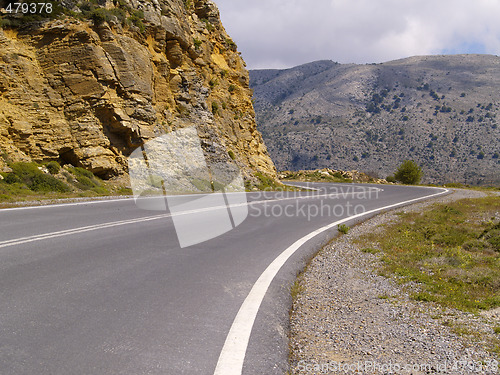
[337,224,350,234]
[0,161,131,206]
[356,195,500,355]
[246,171,303,192]
[357,196,500,312]
[280,170,353,183]
[443,182,500,192]
[290,279,305,301]
[1,162,300,205]
[1,161,303,206]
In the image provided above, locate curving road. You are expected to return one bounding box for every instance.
[0,183,448,375]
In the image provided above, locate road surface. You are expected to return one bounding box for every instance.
[0,183,448,375]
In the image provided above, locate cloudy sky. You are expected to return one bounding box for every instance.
[215,0,500,70]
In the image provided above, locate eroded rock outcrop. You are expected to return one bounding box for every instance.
[0,0,277,182]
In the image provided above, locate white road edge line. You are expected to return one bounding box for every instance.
[0,197,137,211]
[281,183,321,191]
[0,188,379,248]
[0,185,383,212]
[213,187,449,375]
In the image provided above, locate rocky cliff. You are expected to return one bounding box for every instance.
[0,0,277,183]
[251,56,500,185]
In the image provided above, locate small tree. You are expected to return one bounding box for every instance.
[394,160,423,185]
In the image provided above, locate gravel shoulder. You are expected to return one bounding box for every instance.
[289,189,500,374]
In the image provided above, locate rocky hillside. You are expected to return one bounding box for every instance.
[0,0,276,184]
[250,56,500,185]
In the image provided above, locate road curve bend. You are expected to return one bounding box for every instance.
[0,183,448,375]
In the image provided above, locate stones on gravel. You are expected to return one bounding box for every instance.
[289,189,499,374]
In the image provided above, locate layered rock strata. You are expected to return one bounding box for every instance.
[0,0,277,182]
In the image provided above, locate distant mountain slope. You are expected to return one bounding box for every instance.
[250,55,500,185]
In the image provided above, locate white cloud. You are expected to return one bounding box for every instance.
[215,0,500,69]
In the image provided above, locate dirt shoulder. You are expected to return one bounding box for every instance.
[289,189,499,374]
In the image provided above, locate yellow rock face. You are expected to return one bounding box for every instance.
[0,0,277,181]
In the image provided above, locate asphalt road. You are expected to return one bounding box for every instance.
[0,183,448,375]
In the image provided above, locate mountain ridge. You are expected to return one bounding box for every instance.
[250,54,500,185]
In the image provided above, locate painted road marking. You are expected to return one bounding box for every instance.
[0,187,380,248]
[213,187,449,375]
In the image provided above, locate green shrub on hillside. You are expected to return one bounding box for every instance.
[4,172,22,184]
[30,173,71,192]
[386,175,396,183]
[0,1,65,28]
[211,102,219,115]
[46,161,61,175]
[9,162,70,192]
[67,166,109,194]
[127,10,145,32]
[394,160,423,184]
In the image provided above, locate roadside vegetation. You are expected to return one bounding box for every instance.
[356,196,500,353]
[337,223,349,234]
[246,172,302,192]
[0,0,146,32]
[281,160,424,185]
[279,163,500,192]
[388,159,423,184]
[0,161,298,206]
[0,161,131,206]
[357,196,500,311]
[280,170,355,183]
[442,182,500,192]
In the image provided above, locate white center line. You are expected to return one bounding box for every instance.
[0,188,378,249]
